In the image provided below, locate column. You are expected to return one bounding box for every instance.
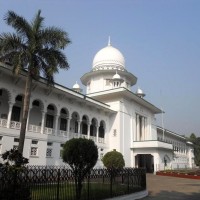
[26,107,32,131]
[67,118,71,139]
[144,118,147,140]
[77,121,81,137]
[7,102,14,128]
[54,115,59,135]
[40,111,45,134]
[136,115,140,141]
[142,117,145,141]
[133,115,136,141]
[96,126,99,143]
[103,128,106,144]
[87,123,90,139]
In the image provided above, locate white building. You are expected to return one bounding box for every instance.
[0,40,194,172]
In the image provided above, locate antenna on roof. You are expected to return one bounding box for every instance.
[108,36,111,46]
[160,90,165,140]
[161,107,165,140]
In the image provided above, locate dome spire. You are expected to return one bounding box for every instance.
[108,36,111,46]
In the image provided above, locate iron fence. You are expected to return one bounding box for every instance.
[0,166,146,200]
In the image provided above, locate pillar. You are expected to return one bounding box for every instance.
[136,114,140,141]
[96,125,99,143]
[40,111,45,134]
[7,102,14,128]
[54,115,59,135]
[26,107,32,131]
[87,123,90,139]
[77,121,81,137]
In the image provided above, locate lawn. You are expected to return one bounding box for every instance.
[31,181,143,200]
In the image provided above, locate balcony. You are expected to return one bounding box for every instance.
[132,140,173,150]
[0,118,106,144]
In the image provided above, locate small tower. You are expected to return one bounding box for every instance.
[72,81,82,93]
[111,71,124,88]
[136,87,146,98]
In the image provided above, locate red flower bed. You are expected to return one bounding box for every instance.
[156,171,200,180]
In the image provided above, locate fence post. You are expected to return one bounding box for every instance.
[142,168,146,189]
[56,169,60,200]
[87,173,90,200]
[110,168,113,198]
[13,168,18,200]
[127,169,130,193]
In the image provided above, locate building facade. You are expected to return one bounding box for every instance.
[0,40,195,171]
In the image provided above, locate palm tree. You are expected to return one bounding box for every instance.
[0,10,71,154]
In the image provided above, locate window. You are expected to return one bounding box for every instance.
[47,105,54,111]
[60,144,64,158]
[60,118,67,131]
[13,145,18,150]
[32,100,40,107]
[32,140,38,145]
[47,142,53,146]
[30,147,38,156]
[15,95,23,102]
[75,121,78,133]
[100,153,104,160]
[46,148,52,157]
[14,138,19,142]
[11,106,21,122]
[105,79,110,86]
[46,114,54,128]
[60,149,63,158]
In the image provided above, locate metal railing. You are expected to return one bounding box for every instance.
[0,166,146,200]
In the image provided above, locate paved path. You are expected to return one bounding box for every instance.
[142,174,200,200]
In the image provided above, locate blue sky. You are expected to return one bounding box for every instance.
[1,0,200,136]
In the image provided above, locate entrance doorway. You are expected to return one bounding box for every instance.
[135,154,154,173]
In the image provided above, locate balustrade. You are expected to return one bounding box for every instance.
[10,121,21,129]
[28,124,41,133]
[44,127,55,135]
[0,118,7,128]
[1,119,106,144]
[98,137,105,143]
[59,130,68,137]
[89,136,97,142]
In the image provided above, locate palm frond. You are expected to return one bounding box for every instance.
[40,27,71,49]
[0,33,25,54]
[4,10,32,40]
[31,10,44,33]
[38,48,69,69]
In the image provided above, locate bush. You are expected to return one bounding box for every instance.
[102,150,125,169]
[0,148,30,200]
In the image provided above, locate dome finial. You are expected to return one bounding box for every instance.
[108,36,111,46]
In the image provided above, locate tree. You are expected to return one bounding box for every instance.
[0,10,71,154]
[62,138,98,200]
[189,133,196,143]
[1,148,29,167]
[0,149,30,200]
[189,133,200,167]
[102,149,125,169]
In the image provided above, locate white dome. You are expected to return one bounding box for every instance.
[136,88,143,94]
[73,81,80,89]
[136,88,146,98]
[92,43,125,71]
[112,72,121,79]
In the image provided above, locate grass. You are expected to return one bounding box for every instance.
[31,181,143,200]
